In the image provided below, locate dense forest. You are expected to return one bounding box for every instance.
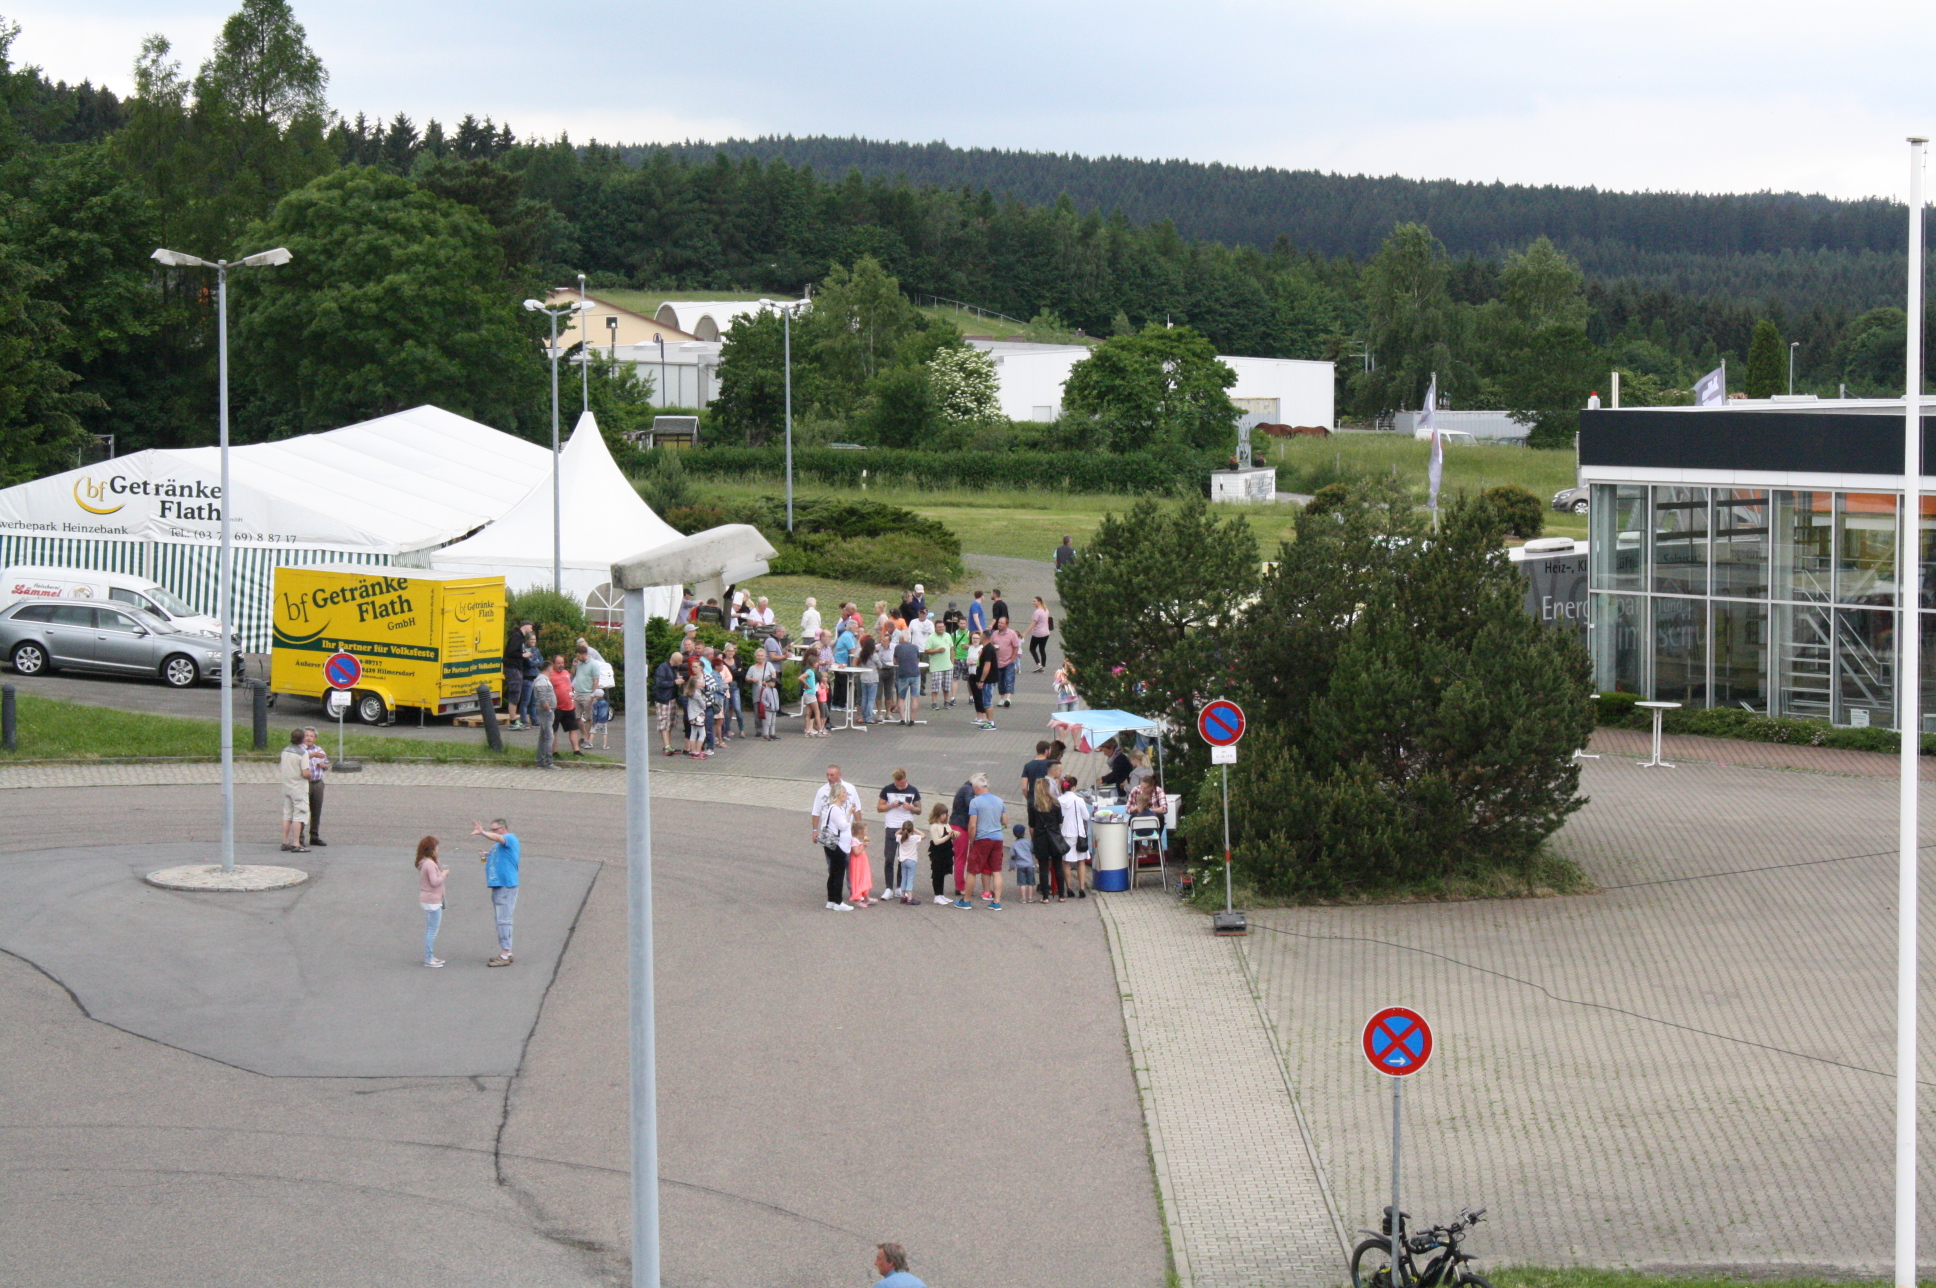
[0,0,1928,479]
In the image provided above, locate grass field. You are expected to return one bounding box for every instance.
[1488,1271,1925,1288]
[0,694,590,765]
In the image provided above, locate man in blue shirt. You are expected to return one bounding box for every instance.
[966,591,987,635]
[960,774,1007,910]
[473,817,520,966]
[873,1243,925,1288]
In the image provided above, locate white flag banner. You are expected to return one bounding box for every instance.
[1424,374,1443,511]
[1693,364,1726,407]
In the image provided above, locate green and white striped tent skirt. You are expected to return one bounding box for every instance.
[0,536,389,653]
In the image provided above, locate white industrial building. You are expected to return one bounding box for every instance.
[969,340,1335,430]
[609,339,722,408]
[1391,409,1529,444]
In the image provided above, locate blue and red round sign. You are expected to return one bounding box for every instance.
[1362,1006,1433,1076]
[324,652,362,690]
[1197,699,1246,747]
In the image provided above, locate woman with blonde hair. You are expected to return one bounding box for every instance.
[1027,766,1067,901]
[415,836,448,967]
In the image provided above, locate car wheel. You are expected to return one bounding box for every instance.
[10,641,50,676]
[160,654,201,688]
[354,690,387,725]
[1572,498,1590,515]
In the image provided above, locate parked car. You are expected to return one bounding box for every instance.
[0,564,227,638]
[0,600,241,688]
[1552,485,1589,515]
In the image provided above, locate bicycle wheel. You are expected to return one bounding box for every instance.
[1351,1237,1397,1288]
[1456,1272,1494,1288]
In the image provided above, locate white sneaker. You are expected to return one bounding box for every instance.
[935,894,951,904]
[827,901,854,912]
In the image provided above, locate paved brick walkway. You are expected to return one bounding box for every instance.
[1590,725,1936,779]
[1245,752,1936,1276]
[1100,890,1346,1286]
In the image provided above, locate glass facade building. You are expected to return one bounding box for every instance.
[1580,401,1936,732]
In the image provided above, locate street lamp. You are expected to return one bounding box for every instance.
[151,245,291,877]
[578,272,591,414]
[524,296,596,592]
[612,524,774,1288]
[1789,340,1800,396]
[757,298,809,532]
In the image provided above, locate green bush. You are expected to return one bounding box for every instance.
[1481,484,1544,538]
[663,502,730,535]
[683,444,1208,495]
[506,586,587,635]
[1303,482,1350,517]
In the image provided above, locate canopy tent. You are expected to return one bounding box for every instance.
[0,405,554,648]
[1048,709,1169,789]
[432,411,684,621]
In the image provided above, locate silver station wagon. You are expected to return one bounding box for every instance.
[0,601,241,688]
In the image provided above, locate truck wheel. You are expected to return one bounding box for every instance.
[353,690,388,725]
[160,654,201,688]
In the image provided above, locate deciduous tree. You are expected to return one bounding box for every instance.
[1061,324,1238,454]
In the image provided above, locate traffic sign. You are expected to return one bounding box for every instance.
[1210,744,1237,765]
[1362,1006,1433,1077]
[323,652,362,690]
[1198,699,1246,747]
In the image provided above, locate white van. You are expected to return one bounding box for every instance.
[0,566,228,640]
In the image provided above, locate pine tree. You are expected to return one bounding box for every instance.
[1745,318,1784,397]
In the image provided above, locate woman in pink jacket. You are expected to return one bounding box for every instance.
[417,836,448,968]
[1027,597,1052,672]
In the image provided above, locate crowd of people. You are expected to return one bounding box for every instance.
[499,625,614,767]
[646,581,1072,757]
[806,745,1113,913]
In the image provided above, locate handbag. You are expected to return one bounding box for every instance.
[1043,830,1070,860]
[1075,832,1090,854]
[812,809,841,849]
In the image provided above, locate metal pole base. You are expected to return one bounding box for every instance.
[1212,909,1248,936]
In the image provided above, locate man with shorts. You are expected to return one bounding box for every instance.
[651,650,682,756]
[278,727,310,852]
[957,773,1006,910]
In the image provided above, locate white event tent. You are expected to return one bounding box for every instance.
[0,406,553,649]
[432,411,685,622]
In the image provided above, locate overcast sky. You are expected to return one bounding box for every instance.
[14,0,1936,202]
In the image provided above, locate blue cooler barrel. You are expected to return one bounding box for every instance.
[1092,818,1129,891]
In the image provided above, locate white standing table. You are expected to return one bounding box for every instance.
[1634,700,1681,768]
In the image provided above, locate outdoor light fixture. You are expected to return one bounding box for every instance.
[524,295,598,591]
[758,298,810,532]
[149,245,293,878]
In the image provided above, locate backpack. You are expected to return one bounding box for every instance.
[596,658,615,689]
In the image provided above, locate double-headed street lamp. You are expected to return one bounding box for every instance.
[523,295,596,593]
[151,245,291,876]
[757,298,809,532]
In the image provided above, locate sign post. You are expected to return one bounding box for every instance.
[1197,700,1246,935]
[1363,1006,1434,1287]
[324,652,361,763]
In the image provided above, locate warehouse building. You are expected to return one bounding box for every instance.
[1579,398,1934,730]
[970,340,1335,431]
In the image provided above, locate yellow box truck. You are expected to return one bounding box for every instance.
[270,567,505,724]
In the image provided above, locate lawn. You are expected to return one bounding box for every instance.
[1275,433,1585,538]
[1489,1271,1924,1288]
[0,693,597,765]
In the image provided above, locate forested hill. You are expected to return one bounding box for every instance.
[640,135,1904,263]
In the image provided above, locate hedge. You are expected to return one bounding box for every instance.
[1594,690,1936,755]
[681,445,1209,496]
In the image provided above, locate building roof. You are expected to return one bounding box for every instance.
[652,300,777,342]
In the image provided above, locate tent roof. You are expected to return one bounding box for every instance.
[1049,710,1164,745]
[433,411,681,578]
[185,405,551,553]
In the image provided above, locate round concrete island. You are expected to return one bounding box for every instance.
[144,864,310,892]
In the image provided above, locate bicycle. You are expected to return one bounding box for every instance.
[1350,1206,1491,1288]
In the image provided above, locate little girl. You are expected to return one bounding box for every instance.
[926,803,955,904]
[756,661,781,740]
[799,664,821,737]
[896,821,920,904]
[416,835,447,968]
[683,673,708,759]
[1053,665,1077,712]
[847,819,874,907]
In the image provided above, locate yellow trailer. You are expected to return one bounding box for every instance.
[270,567,506,724]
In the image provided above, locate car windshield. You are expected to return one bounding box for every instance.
[143,585,197,617]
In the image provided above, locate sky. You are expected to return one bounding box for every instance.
[13,0,1936,202]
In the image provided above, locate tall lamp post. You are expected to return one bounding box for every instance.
[524,295,595,593]
[757,298,808,532]
[612,525,775,1288]
[1789,340,1800,396]
[151,245,291,876]
[578,272,592,413]
[1896,134,1927,1288]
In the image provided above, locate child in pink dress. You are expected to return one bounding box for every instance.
[847,820,874,907]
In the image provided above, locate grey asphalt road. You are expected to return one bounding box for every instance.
[0,774,1166,1287]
